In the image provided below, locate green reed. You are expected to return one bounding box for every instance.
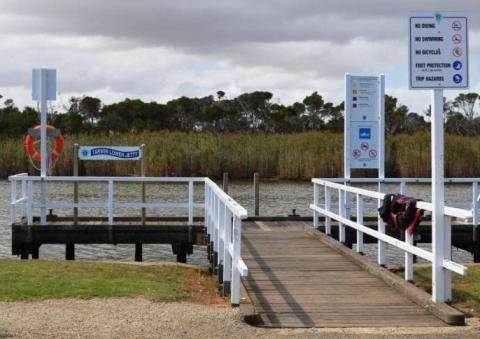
[2,131,480,179]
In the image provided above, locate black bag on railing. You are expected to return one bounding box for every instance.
[378,194,424,235]
[378,194,396,223]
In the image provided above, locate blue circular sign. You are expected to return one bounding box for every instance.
[453,61,462,70]
[453,74,463,84]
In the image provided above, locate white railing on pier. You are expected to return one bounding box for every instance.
[9,174,248,306]
[310,178,471,303]
[204,178,248,306]
[317,177,480,220]
[9,174,205,226]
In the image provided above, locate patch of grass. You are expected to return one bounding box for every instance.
[393,264,480,316]
[0,260,219,302]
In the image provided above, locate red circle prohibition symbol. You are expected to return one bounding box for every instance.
[452,21,462,31]
[452,34,462,44]
[352,149,361,159]
[369,149,377,158]
[452,47,462,57]
[360,142,369,151]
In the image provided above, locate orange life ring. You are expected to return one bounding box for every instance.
[24,125,65,162]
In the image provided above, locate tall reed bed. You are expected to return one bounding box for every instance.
[1,131,480,179]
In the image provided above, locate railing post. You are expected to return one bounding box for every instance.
[141,144,146,225]
[210,189,214,236]
[40,177,47,225]
[325,186,331,235]
[218,202,225,266]
[400,181,414,281]
[472,182,478,259]
[73,143,79,225]
[443,216,452,302]
[405,231,414,282]
[223,210,232,295]
[188,181,194,225]
[10,179,17,225]
[356,194,364,253]
[27,180,33,225]
[231,216,242,306]
[338,189,345,243]
[204,184,208,231]
[378,181,386,266]
[214,195,220,257]
[313,183,319,229]
[254,173,260,216]
[21,179,27,218]
[108,180,114,225]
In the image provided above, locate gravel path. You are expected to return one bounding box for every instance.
[0,299,479,338]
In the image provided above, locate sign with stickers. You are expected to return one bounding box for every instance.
[409,12,468,89]
[345,75,384,171]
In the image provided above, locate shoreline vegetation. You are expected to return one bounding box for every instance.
[2,131,480,179]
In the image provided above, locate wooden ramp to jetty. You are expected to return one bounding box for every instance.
[241,221,445,328]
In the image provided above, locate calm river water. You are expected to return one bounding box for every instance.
[0,179,474,265]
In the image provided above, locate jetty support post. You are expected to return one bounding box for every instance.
[66,243,75,260]
[254,173,260,216]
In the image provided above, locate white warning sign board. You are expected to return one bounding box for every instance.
[409,12,468,89]
[345,75,384,171]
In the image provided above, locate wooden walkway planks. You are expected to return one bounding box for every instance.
[241,221,445,328]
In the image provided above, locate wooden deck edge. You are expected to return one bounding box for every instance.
[303,226,466,326]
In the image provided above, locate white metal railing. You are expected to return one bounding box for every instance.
[204,178,248,306]
[9,174,248,306]
[310,178,471,304]
[317,178,480,221]
[9,174,205,225]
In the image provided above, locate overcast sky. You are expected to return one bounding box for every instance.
[1,0,479,114]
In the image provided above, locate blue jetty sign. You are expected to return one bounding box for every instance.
[78,146,142,160]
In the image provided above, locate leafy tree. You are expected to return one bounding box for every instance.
[79,96,102,125]
[385,95,409,135]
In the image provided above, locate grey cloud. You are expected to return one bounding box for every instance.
[2,0,479,52]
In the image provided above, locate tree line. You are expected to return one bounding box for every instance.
[0,91,479,136]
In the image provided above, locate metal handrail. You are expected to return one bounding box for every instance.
[312,178,473,220]
[204,178,248,306]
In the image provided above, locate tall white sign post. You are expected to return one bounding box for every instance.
[32,69,56,224]
[409,12,468,302]
[345,74,385,262]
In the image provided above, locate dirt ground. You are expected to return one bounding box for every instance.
[0,298,480,339]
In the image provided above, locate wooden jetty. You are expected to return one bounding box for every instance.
[9,174,471,325]
[242,221,456,327]
[11,216,205,262]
